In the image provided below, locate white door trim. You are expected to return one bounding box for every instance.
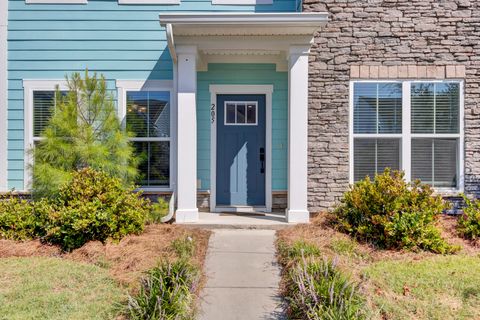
[209,84,273,213]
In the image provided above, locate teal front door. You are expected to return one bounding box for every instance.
[216,94,266,206]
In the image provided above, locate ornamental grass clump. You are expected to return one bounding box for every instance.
[457,195,480,241]
[285,250,365,320]
[126,259,200,320]
[334,169,458,254]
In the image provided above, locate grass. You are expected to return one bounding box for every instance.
[365,255,480,320]
[277,215,480,320]
[0,257,123,320]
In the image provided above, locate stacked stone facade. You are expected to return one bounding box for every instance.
[305,0,480,212]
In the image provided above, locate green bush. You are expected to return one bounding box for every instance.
[41,168,149,251]
[334,169,457,254]
[146,198,169,224]
[127,259,200,320]
[282,243,365,320]
[0,194,37,240]
[457,195,480,241]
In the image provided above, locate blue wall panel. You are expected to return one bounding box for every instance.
[197,63,288,191]
[7,0,295,189]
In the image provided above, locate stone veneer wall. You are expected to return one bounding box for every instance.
[304,0,480,212]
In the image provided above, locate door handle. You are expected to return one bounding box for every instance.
[260,148,265,174]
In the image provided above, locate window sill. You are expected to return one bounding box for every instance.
[432,189,463,198]
[119,0,180,4]
[26,0,87,4]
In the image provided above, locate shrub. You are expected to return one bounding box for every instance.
[457,195,480,241]
[32,70,138,198]
[127,259,200,320]
[42,168,149,251]
[0,194,37,240]
[286,252,365,320]
[171,236,195,260]
[147,198,169,224]
[334,169,457,253]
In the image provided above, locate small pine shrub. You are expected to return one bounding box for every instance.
[334,169,457,254]
[43,168,149,251]
[286,253,365,320]
[127,259,200,320]
[457,195,480,241]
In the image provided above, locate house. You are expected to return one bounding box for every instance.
[0,0,476,223]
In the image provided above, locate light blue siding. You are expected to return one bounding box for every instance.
[197,63,288,191]
[7,0,295,189]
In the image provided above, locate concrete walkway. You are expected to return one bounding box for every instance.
[199,229,284,320]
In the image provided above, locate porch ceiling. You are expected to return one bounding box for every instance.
[159,12,329,71]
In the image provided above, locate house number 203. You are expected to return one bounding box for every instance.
[211,104,216,123]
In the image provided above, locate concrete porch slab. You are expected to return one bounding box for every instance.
[177,211,295,230]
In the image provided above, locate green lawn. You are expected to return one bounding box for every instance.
[0,257,124,320]
[365,255,480,320]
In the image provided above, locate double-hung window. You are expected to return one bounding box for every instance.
[117,80,173,189]
[351,80,463,191]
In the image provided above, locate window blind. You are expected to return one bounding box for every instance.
[354,138,401,182]
[412,138,457,188]
[411,83,459,134]
[33,91,55,137]
[353,82,402,134]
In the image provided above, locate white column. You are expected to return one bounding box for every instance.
[286,46,310,223]
[175,45,199,223]
[0,1,7,192]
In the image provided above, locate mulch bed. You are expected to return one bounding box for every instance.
[0,224,211,287]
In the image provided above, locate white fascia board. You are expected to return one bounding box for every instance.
[212,0,273,5]
[119,0,180,4]
[159,12,329,27]
[26,0,87,4]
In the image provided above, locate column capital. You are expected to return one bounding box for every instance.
[176,45,198,55]
[288,45,311,57]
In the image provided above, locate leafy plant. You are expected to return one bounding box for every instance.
[147,197,169,224]
[32,70,138,198]
[127,259,200,320]
[41,168,149,251]
[0,193,37,240]
[334,169,457,254]
[285,252,365,320]
[171,236,195,260]
[457,195,480,241]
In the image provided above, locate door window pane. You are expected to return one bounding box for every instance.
[236,103,246,124]
[226,103,236,124]
[247,104,257,124]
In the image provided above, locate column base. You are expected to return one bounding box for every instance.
[286,209,310,223]
[175,209,199,223]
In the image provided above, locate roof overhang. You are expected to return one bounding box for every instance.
[159,12,329,71]
[159,12,329,36]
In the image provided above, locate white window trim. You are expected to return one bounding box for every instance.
[116,80,175,192]
[118,0,180,5]
[23,80,69,191]
[212,0,272,5]
[349,79,464,194]
[26,0,87,4]
[224,101,258,126]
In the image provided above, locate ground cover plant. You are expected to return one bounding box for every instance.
[457,195,480,242]
[277,215,480,320]
[334,169,457,253]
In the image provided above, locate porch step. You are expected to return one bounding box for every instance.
[177,211,295,230]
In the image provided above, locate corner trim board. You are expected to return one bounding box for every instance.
[0,1,6,191]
